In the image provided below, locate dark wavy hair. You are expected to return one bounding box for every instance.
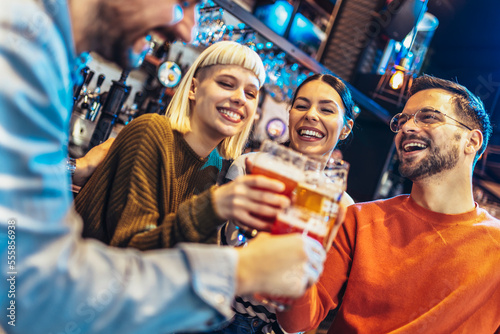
[409,74,492,166]
[290,73,356,145]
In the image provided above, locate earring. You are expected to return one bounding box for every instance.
[340,124,352,140]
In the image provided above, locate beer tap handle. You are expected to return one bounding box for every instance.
[95,74,105,92]
[82,71,95,93]
[77,71,94,115]
[134,91,144,106]
[87,74,106,121]
[73,66,89,104]
[130,91,146,119]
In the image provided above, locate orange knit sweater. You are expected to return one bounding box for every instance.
[75,114,226,249]
[278,195,500,333]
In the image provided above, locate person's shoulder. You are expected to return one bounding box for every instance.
[131,113,170,127]
[474,209,500,245]
[124,114,172,135]
[477,207,500,228]
[232,152,257,166]
[114,114,173,148]
[226,152,258,181]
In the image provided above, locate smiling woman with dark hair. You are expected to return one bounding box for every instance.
[214,73,357,334]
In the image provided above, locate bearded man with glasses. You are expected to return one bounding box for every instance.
[277,74,500,333]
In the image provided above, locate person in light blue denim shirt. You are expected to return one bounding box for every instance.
[0,1,326,333]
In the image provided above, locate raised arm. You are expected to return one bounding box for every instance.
[75,118,289,249]
[72,137,115,187]
[74,114,225,248]
[277,207,357,332]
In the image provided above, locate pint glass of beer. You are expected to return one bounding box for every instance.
[257,157,349,311]
[287,158,349,250]
[232,140,308,245]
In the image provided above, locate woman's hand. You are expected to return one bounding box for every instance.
[212,174,290,232]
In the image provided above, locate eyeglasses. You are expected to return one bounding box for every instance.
[180,0,201,8]
[390,107,473,133]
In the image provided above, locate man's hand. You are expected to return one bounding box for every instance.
[212,175,291,232]
[235,233,326,297]
[72,138,115,187]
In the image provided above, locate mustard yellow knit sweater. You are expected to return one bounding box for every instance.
[75,113,226,250]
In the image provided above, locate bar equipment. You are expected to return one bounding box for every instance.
[88,69,131,150]
[86,74,106,121]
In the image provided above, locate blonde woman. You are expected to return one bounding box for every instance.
[75,41,291,249]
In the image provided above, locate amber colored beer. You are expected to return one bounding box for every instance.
[251,165,301,198]
[295,183,340,215]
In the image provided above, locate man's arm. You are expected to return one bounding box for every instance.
[277,207,356,332]
[0,209,239,333]
[276,281,336,332]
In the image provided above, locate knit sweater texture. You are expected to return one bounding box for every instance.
[75,113,226,249]
[278,195,500,333]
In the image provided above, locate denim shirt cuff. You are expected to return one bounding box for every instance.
[178,243,237,323]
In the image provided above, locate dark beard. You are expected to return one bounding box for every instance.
[90,2,138,69]
[398,134,460,181]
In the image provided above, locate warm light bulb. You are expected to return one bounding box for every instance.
[389,70,405,90]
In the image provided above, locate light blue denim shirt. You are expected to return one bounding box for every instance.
[0,1,236,333]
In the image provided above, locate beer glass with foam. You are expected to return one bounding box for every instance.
[232,140,308,245]
[278,158,350,250]
[251,139,308,198]
[256,153,349,311]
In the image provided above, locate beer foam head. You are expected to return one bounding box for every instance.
[254,152,305,181]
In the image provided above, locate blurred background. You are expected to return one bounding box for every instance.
[69,0,500,218]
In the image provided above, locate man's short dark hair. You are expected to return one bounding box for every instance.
[409,74,492,166]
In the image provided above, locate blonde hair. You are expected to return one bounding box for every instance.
[166,41,266,159]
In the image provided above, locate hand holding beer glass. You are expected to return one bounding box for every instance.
[251,140,350,310]
[232,140,308,244]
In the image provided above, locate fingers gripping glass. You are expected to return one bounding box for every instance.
[390,107,472,133]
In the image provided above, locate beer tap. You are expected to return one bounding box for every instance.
[73,66,90,105]
[78,70,95,113]
[88,69,131,150]
[86,74,106,121]
[88,36,153,150]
